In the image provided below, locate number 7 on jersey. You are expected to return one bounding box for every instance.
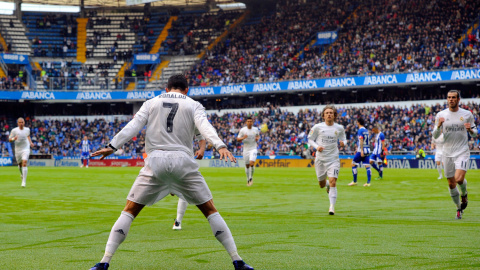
[163,102,179,133]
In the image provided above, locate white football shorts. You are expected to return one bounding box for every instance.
[243,149,258,164]
[127,150,212,206]
[434,151,443,162]
[315,158,340,181]
[443,155,469,179]
[15,150,30,163]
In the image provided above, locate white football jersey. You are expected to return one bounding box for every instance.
[308,122,346,162]
[9,127,31,152]
[238,126,259,152]
[432,133,444,154]
[433,108,477,157]
[110,92,225,156]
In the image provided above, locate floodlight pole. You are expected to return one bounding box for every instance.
[14,0,22,21]
[80,0,85,18]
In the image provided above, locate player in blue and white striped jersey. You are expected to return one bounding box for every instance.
[369,126,386,180]
[348,118,372,187]
[81,136,92,168]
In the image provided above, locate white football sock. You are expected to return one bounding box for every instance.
[329,187,337,207]
[245,167,249,181]
[326,180,330,188]
[22,167,28,186]
[458,179,467,196]
[176,198,188,223]
[449,187,461,209]
[250,166,254,178]
[101,211,135,264]
[18,165,23,176]
[436,165,442,177]
[207,212,242,262]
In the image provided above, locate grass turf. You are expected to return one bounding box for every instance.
[0,166,479,269]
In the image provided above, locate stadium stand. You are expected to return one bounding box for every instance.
[23,12,78,58]
[0,15,31,55]
[1,101,478,158]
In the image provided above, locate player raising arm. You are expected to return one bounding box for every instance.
[9,117,34,187]
[89,75,253,270]
[308,105,347,215]
[433,90,477,219]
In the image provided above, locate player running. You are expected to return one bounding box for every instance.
[237,117,259,186]
[369,125,386,180]
[431,133,445,180]
[8,117,34,187]
[173,135,206,230]
[90,75,253,270]
[433,90,477,219]
[81,136,92,168]
[348,118,372,187]
[308,105,346,215]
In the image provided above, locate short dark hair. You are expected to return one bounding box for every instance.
[246,117,253,121]
[448,90,461,99]
[357,117,365,126]
[167,74,188,91]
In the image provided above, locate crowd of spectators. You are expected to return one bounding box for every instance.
[187,0,354,86]
[187,0,480,86]
[0,68,25,90]
[1,101,479,159]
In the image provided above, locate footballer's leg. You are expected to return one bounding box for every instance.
[92,200,144,270]
[444,157,461,219]
[454,157,468,211]
[436,161,442,179]
[197,200,253,270]
[248,161,255,186]
[377,161,383,179]
[173,197,188,230]
[244,152,251,185]
[349,161,358,186]
[328,177,337,215]
[21,158,28,187]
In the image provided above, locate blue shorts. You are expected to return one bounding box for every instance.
[81,152,90,158]
[370,154,382,163]
[353,152,370,165]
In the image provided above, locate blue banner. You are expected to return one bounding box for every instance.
[1,53,30,64]
[386,158,480,169]
[133,54,160,65]
[315,31,338,45]
[188,68,480,97]
[0,157,13,166]
[0,68,480,100]
[0,90,165,100]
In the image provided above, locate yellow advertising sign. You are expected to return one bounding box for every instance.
[254,159,353,168]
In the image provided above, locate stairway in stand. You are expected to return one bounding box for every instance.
[76,18,88,63]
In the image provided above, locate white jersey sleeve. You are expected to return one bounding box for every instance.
[110,102,149,150]
[338,125,347,146]
[10,127,31,152]
[308,124,320,149]
[238,127,258,152]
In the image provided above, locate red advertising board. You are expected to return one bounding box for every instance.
[89,159,145,167]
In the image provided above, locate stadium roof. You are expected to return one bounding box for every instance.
[4,0,238,8]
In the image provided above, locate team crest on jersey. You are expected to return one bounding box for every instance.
[460,117,464,121]
[335,131,338,135]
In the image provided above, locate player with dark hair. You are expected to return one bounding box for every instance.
[433,90,477,219]
[237,117,259,186]
[90,74,253,270]
[369,125,386,180]
[349,118,372,187]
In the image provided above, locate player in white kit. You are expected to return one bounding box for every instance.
[8,117,34,187]
[90,75,253,270]
[237,117,259,186]
[433,90,477,219]
[173,134,206,230]
[431,133,445,180]
[308,105,347,215]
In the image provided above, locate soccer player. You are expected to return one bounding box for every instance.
[90,75,253,270]
[81,135,92,168]
[8,117,34,187]
[348,118,372,187]
[433,90,477,219]
[308,105,346,215]
[431,133,444,180]
[237,117,259,186]
[369,125,386,180]
[173,135,206,230]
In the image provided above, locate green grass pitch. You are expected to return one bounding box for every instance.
[1,166,479,269]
